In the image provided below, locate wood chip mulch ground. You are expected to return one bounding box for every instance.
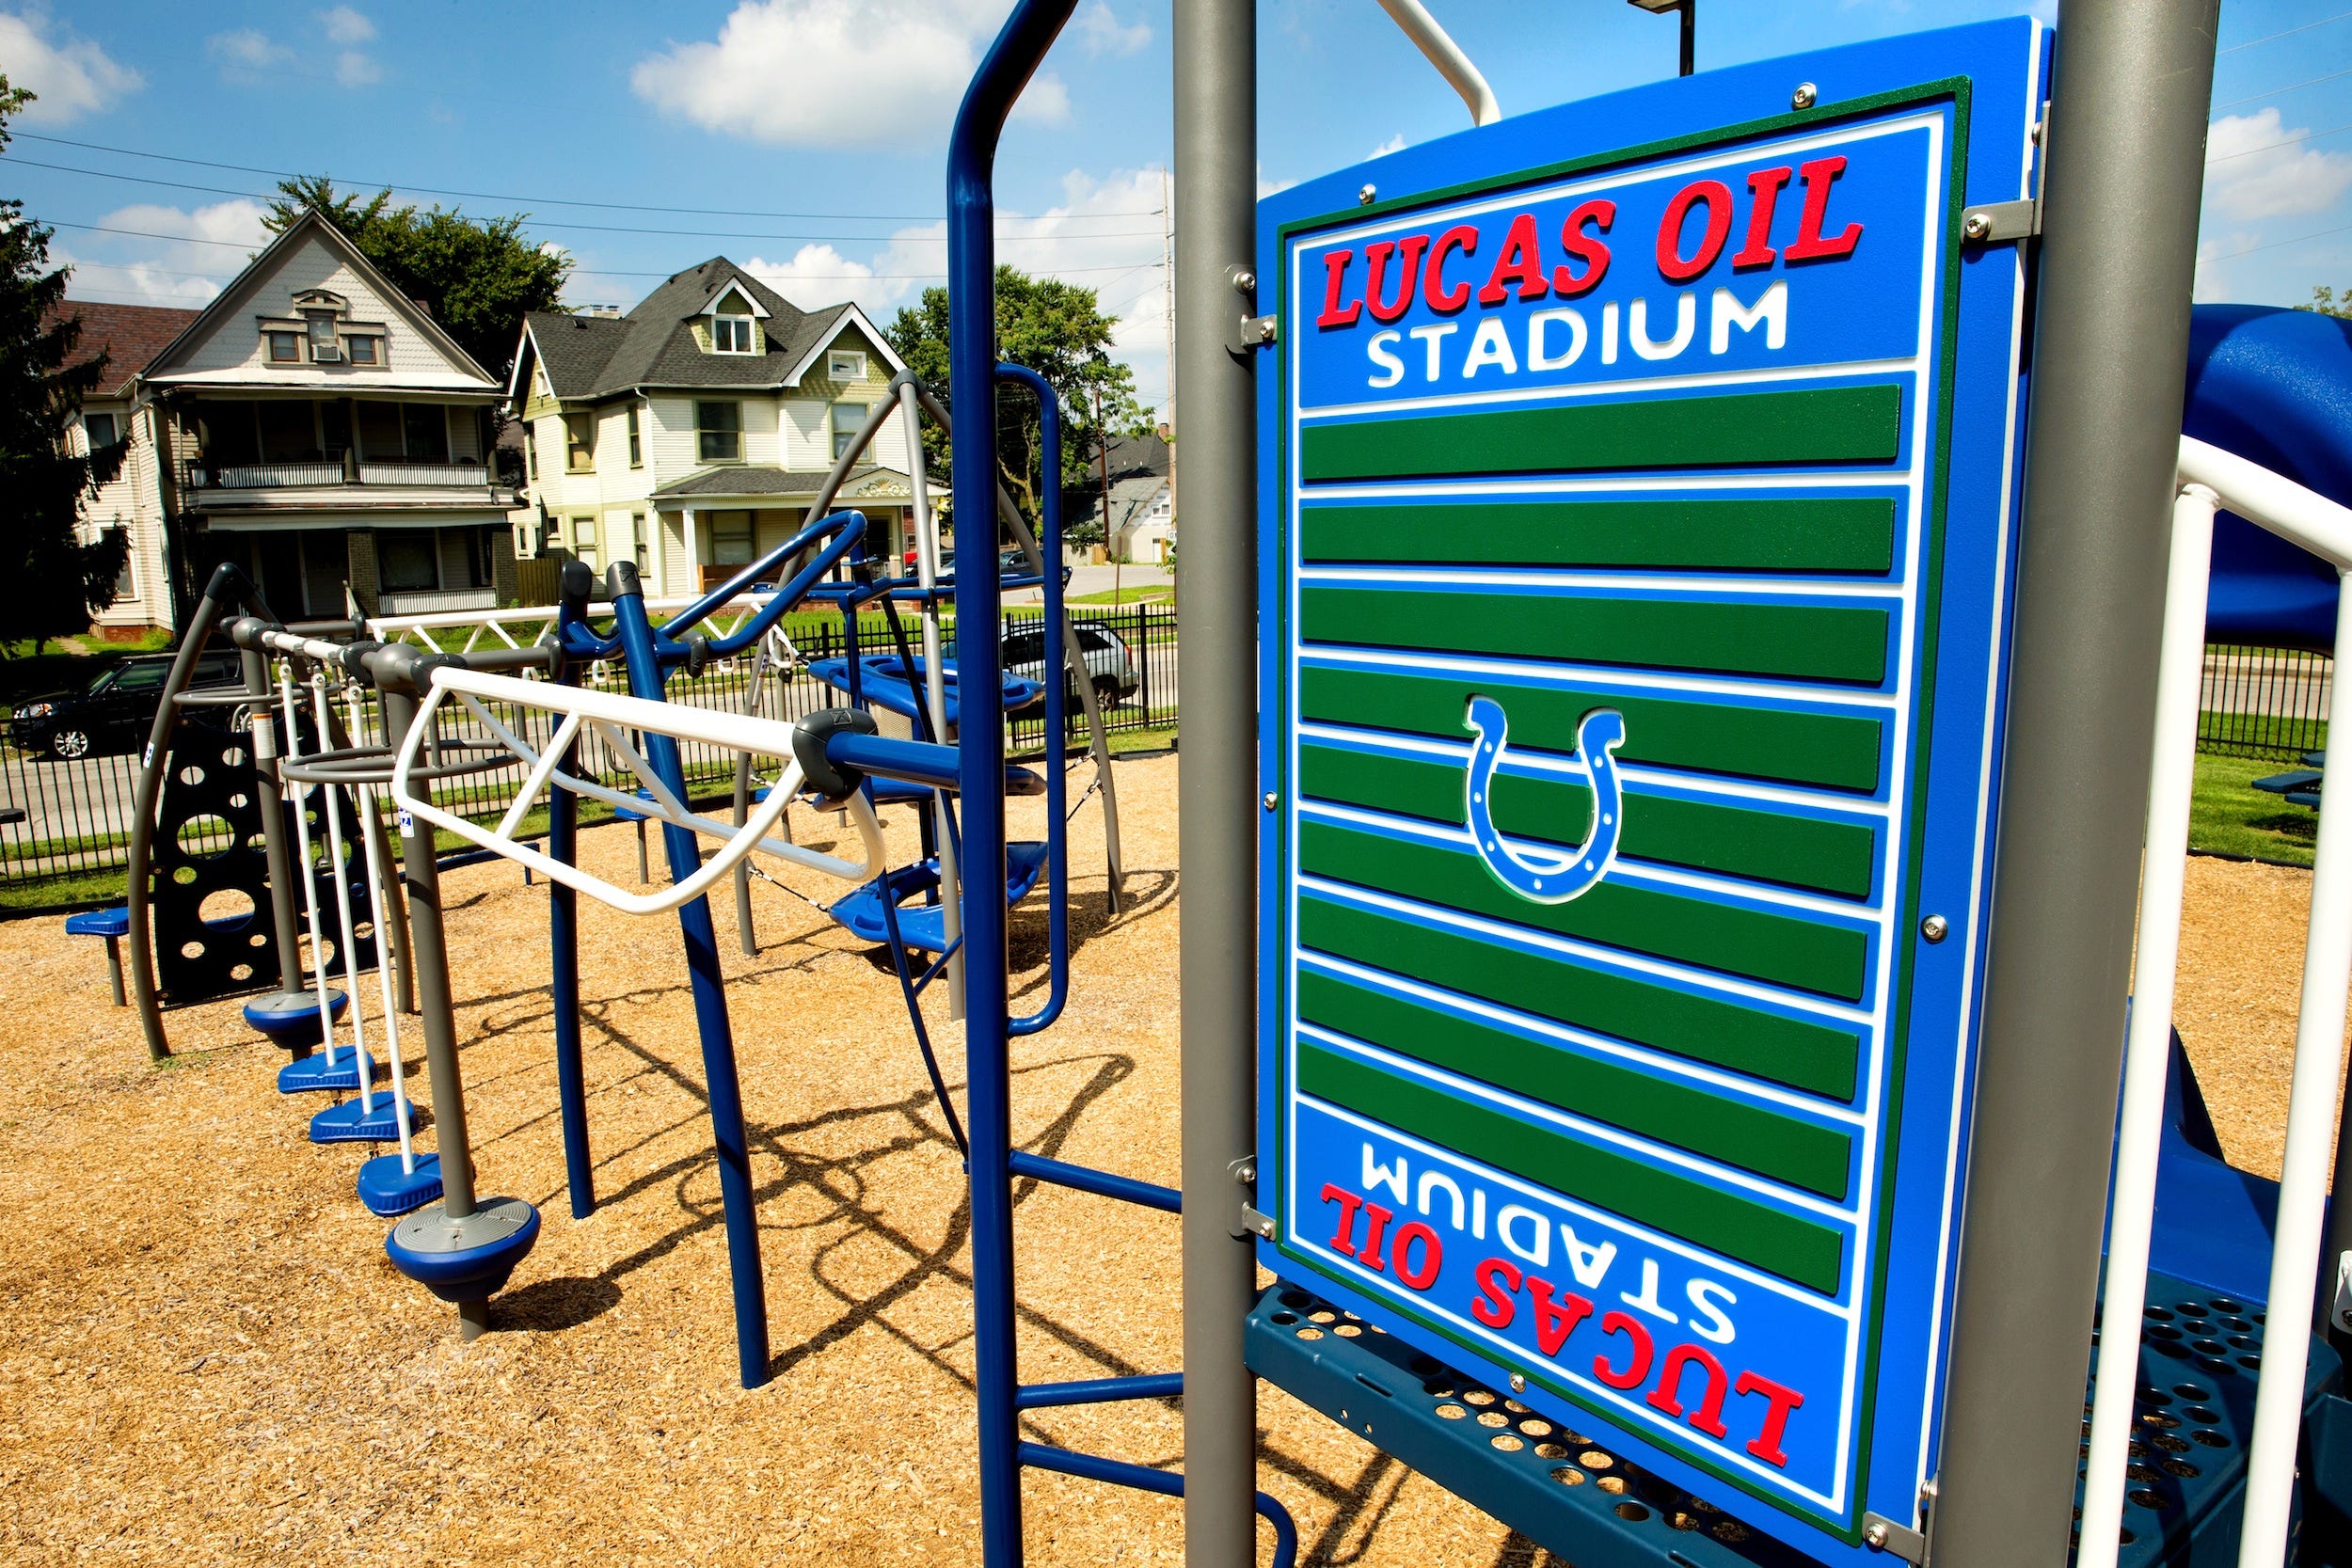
[0,760,2328,1566]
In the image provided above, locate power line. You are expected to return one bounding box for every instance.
[2207,119,2352,162]
[34,216,1158,280]
[2202,221,2352,261]
[5,155,1168,244]
[10,129,1163,224]
[2214,66,2352,115]
[2221,11,2352,54]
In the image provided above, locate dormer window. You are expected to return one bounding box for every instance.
[266,331,301,363]
[306,312,342,363]
[347,335,379,366]
[713,312,755,354]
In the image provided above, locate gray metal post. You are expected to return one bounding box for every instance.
[1931,4,2218,1564]
[1174,1,1261,1562]
[382,685,489,1340]
[240,640,309,1015]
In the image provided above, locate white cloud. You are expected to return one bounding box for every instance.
[0,9,144,123]
[334,49,379,86]
[1076,0,1150,57]
[54,198,271,309]
[2206,109,2352,221]
[207,28,292,74]
[1370,133,1406,158]
[631,0,1069,148]
[319,6,375,45]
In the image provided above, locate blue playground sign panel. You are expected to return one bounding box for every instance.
[1256,20,2049,1558]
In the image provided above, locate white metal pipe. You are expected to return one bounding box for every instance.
[2236,570,2352,1568]
[2179,435,2352,571]
[347,687,416,1174]
[901,377,964,1019]
[310,673,373,1116]
[389,665,885,917]
[1372,0,1501,126]
[2077,484,2218,1568]
[276,662,342,1068]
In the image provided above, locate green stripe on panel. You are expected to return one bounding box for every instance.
[1296,742,1877,900]
[1297,895,1860,1101]
[1299,1042,1846,1294]
[1299,385,1904,483]
[1298,971,1854,1200]
[1301,587,1889,686]
[1301,820,1867,1002]
[1297,665,1884,795]
[1300,496,1898,575]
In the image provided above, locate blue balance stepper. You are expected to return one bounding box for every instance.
[386,1196,540,1305]
[276,1048,380,1095]
[309,1096,406,1144]
[62,906,131,939]
[357,1153,444,1217]
[244,988,347,1052]
[829,841,1048,953]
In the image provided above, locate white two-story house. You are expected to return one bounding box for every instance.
[50,299,199,636]
[508,259,915,595]
[137,208,521,620]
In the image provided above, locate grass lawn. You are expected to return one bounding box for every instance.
[2190,750,2317,868]
[1066,586,1173,608]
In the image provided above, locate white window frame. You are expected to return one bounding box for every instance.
[827,349,866,382]
[712,315,755,355]
[830,401,869,464]
[83,411,119,451]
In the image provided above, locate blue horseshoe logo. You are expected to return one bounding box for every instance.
[1464,695,1627,904]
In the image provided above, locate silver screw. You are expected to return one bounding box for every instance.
[1359,183,1378,205]
[1792,82,1818,110]
[1963,212,1993,241]
[1263,791,1279,811]
[1921,913,1950,943]
[1509,1373,1526,1393]
[1232,269,1257,293]
[1864,1521,1890,1549]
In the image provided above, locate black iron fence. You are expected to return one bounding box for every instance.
[1,603,1180,892]
[2199,643,2332,761]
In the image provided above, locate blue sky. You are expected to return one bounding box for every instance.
[0,0,2346,416]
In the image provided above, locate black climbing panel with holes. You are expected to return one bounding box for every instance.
[1248,1276,2344,1567]
[151,709,379,1004]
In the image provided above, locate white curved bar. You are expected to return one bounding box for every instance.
[2076,484,2217,1568]
[389,666,886,917]
[2179,435,2352,571]
[1372,0,1501,126]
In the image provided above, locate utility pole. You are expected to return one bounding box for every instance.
[1094,384,1120,605]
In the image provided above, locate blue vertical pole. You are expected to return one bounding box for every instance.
[607,560,771,1389]
[548,658,595,1220]
[946,5,1078,1561]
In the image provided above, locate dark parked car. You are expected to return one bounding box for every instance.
[10,650,245,760]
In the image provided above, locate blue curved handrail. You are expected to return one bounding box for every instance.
[554,507,867,663]
[946,7,1079,1566]
[1464,696,1627,903]
[996,361,1069,1038]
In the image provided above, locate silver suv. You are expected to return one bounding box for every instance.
[1001,621,1139,706]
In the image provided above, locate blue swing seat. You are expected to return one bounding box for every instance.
[358,1152,444,1217]
[806,654,1042,725]
[278,1047,381,1095]
[830,842,1049,953]
[310,1097,406,1144]
[245,988,348,1052]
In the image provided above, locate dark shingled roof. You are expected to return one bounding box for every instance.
[1097,431,1169,482]
[652,465,892,499]
[51,299,201,398]
[525,258,866,401]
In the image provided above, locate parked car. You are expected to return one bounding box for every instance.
[1001,621,1139,706]
[10,650,245,760]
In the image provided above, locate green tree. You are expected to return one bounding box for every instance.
[0,75,129,654]
[885,264,1148,535]
[2309,286,2352,319]
[262,175,570,382]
